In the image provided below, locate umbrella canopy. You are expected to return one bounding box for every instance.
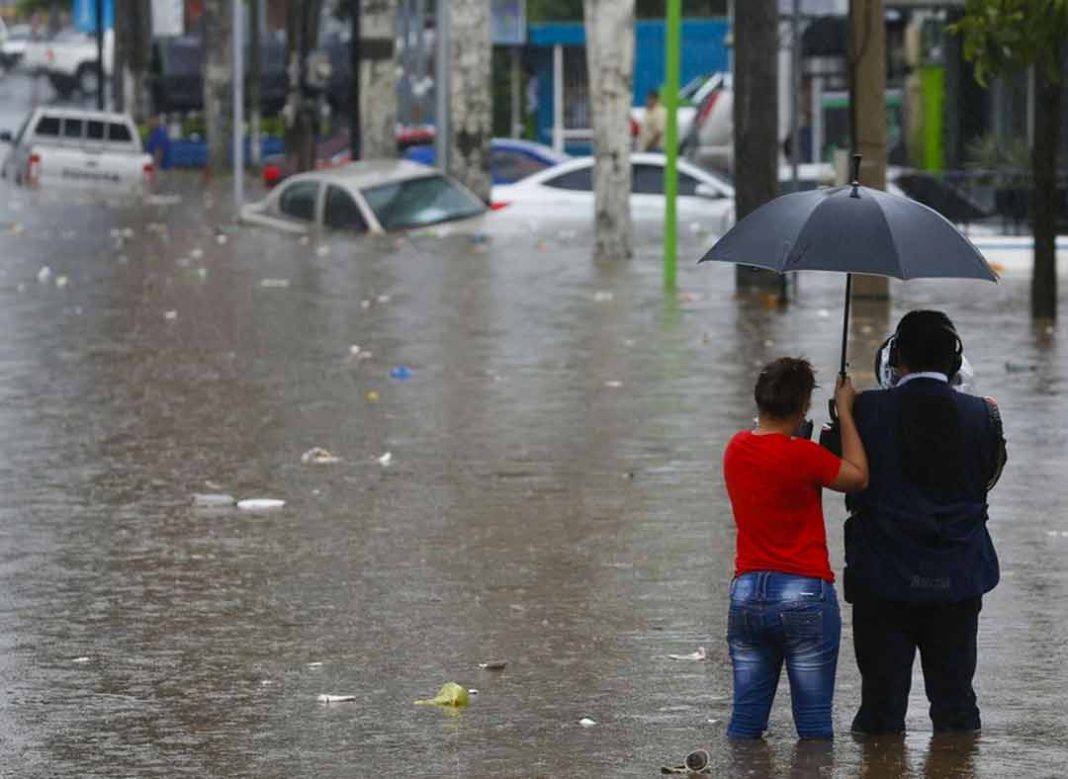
[700,183,998,282]
[700,159,997,380]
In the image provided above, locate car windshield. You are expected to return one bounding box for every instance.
[361,174,485,231]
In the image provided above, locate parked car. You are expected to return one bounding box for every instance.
[0,21,33,70]
[241,160,489,236]
[629,72,726,151]
[683,72,733,171]
[492,153,736,235]
[148,34,288,115]
[403,138,569,185]
[42,29,115,98]
[0,106,154,195]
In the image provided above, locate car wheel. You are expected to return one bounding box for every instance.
[76,63,100,96]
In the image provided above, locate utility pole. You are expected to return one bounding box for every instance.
[433,0,449,173]
[663,0,681,289]
[733,0,781,293]
[232,0,244,208]
[249,0,263,168]
[95,0,104,109]
[849,0,888,300]
[351,0,362,160]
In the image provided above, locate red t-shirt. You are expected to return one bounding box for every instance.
[723,431,843,582]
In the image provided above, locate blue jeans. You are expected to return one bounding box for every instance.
[727,571,841,739]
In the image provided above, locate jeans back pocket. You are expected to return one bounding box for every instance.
[781,606,822,644]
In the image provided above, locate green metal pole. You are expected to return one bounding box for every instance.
[663,0,681,291]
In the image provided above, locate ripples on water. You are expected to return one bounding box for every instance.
[0,175,1063,777]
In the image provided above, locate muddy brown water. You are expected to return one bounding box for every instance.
[0,163,1065,777]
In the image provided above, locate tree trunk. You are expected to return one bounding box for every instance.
[202,0,233,175]
[448,0,492,202]
[582,0,635,262]
[285,0,322,172]
[733,0,780,290]
[249,0,263,167]
[127,0,151,122]
[111,0,126,112]
[1031,64,1060,321]
[360,0,398,159]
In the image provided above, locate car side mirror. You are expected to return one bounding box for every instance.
[0,131,12,143]
[695,183,721,199]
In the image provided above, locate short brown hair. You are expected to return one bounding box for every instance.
[754,357,816,420]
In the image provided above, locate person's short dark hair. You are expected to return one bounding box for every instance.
[754,357,816,420]
[893,310,961,377]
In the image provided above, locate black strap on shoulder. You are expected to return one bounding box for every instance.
[984,398,1007,491]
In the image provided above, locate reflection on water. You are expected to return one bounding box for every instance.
[0,171,1063,777]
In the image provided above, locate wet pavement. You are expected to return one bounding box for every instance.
[1,72,1067,778]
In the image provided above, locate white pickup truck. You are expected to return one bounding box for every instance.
[0,107,153,196]
[42,29,114,98]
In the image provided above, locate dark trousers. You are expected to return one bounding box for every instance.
[850,587,982,734]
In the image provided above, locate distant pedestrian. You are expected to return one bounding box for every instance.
[723,357,869,739]
[638,89,667,152]
[845,310,1007,735]
[145,114,172,171]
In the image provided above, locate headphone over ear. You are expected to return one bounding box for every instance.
[887,314,963,378]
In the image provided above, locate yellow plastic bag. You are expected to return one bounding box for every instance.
[414,682,470,708]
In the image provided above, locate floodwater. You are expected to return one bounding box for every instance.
[1,74,1067,778]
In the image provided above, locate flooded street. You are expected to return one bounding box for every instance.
[1,78,1067,779]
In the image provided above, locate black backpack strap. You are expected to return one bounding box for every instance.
[984,397,1007,491]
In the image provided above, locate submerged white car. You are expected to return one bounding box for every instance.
[492,153,737,236]
[240,160,489,235]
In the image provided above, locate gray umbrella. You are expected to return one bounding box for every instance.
[699,155,997,376]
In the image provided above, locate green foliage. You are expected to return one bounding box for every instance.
[951,0,1068,85]
[15,0,53,15]
[528,0,726,21]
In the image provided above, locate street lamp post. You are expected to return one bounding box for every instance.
[95,0,104,109]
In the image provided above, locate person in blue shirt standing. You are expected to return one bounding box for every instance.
[145,113,172,171]
[844,310,1007,735]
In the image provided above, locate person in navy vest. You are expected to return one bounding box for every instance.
[844,310,1007,735]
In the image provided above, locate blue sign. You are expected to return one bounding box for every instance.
[73,0,114,32]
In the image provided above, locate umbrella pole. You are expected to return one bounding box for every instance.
[839,273,853,379]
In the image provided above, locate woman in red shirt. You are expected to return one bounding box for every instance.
[723,357,868,739]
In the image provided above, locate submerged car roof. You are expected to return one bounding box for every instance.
[296,159,440,189]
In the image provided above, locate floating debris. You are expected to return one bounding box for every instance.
[55,275,69,289]
[478,660,507,671]
[317,694,356,704]
[593,290,614,302]
[301,447,340,465]
[190,248,204,260]
[315,245,330,257]
[72,656,91,664]
[260,278,291,289]
[236,498,286,511]
[307,662,323,668]
[579,717,597,727]
[667,647,707,661]
[192,493,236,508]
[414,682,470,708]
[164,310,178,321]
[390,366,412,380]
[36,266,52,284]
[604,380,623,389]
[377,452,392,467]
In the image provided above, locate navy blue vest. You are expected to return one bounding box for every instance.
[844,378,1002,603]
